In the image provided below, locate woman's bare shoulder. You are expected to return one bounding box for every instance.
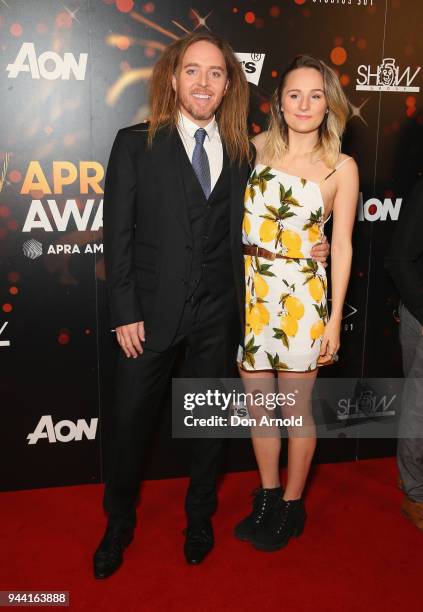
[336,153,357,170]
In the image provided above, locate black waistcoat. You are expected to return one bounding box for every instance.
[176,136,233,300]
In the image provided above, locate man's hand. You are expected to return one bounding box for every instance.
[310,235,330,266]
[115,321,145,358]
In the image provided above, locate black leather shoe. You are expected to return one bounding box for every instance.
[251,498,306,552]
[183,520,214,565]
[234,486,282,542]
[93,521,134,579]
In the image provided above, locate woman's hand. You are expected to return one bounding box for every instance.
[319,317,341,364]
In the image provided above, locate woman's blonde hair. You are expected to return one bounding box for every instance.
[148,32,250,164]
[261,55,350,168]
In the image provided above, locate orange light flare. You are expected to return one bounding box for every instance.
[58,330,70,345]
[8,272,20,284]
[406,95,417,118]
[130,11,179,41]
[143,2,155,13]
[244,11,255,24]
[116,0,134,13]
[55,12,73,29]
[270,6,280,18]
[9,287,18,296]
[9,170,22,184]
[106,35,166,53]
[106,67,153,106]
[10,23,23,37]
[2,303,12,313]
[330,47,348,66]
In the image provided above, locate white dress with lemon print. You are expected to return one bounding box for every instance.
[238,164,329,372]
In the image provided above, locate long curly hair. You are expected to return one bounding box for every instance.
[261,55,350,168]
[148,32,250,164]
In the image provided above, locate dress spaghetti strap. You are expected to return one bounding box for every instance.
[319,156,352,184]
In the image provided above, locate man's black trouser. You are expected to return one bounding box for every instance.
[103,288,240,527]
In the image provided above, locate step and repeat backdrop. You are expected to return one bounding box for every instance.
[1,0,422,491]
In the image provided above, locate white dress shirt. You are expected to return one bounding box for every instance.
[177,112,223,193]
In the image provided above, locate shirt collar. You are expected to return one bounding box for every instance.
[177,111,220,142]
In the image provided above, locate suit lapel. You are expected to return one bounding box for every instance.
[154,126,192,240]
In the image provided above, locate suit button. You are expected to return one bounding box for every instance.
[186,245,192,251]
[203,235,209,240]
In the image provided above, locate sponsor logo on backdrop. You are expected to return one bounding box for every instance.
[27,415,98,445]
[357,58,421,93]
[313,0,374,6]
[6,42,88,81]
[22,238,43,259]
[337,390,397,421]
[235,52,265,86]
[357,193,402,221]
[0,322,11,348]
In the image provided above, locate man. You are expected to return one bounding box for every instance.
[94,32,329,579]
[385,177,423,533]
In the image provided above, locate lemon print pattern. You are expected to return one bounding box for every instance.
[238,164,328,372]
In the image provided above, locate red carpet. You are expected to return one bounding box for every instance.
[1,458,422,612]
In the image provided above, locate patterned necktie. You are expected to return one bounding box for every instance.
[192,128,211,199]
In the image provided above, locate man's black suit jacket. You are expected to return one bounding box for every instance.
[103,122,250,352]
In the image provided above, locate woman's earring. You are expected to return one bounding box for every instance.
[326,108,329,114]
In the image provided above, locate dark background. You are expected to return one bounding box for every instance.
[1,0,422,491]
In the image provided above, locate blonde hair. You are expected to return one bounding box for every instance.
[148,32,250,164]
[261,55,350,168]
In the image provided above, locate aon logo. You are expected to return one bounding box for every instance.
[7,43,88,80]
[27,415,98,444]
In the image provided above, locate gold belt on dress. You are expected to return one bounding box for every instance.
[242,244,307,261]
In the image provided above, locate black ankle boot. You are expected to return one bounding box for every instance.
[234,486,282,542]
[251,498,306,552]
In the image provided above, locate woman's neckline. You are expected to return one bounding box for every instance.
[254,162,323,186]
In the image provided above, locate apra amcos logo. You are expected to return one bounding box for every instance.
[357,58,421,93]
[357,193,402,222]
[236,52,265,86]
[27,415,98,444]
[7,42,88,80]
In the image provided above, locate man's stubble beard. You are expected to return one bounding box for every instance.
[178,91,223,123]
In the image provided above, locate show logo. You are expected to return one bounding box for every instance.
[356,58,421,93]
[357,193,402,222]
[235,52,265,86]
[337,390,397,421]
[6,42,88,81]
[27,415,98,445]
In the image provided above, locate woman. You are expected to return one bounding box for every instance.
[235,55,359,551]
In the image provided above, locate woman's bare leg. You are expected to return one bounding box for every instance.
[276,370,318,500]
[238,367,281,489]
